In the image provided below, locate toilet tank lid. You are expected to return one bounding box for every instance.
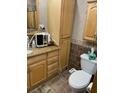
[80,54,97,63]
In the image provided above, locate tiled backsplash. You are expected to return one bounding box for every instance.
[69,42,96,69]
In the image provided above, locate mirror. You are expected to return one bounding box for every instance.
[27,0,39,32]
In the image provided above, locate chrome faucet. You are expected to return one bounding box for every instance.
[27,35,36,49]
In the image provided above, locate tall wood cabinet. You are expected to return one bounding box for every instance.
[60,0,75,38]
[84,0,97,42]
[48,0,75,70]
[60,38,71,69]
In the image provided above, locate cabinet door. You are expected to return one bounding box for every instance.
[84,2,97,41]
[27,0,39,29]
[29,60,46,86]
[60,38,71,70]
[27,12,35,28]
[60,0,75,38]
[47,0,62,46]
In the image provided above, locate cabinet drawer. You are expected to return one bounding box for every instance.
[48,56,58,65]
[28,54,47,65]
[48,51,58,58]
[29,60,45,70]
[48,62,58,72]
[48,68,58,77]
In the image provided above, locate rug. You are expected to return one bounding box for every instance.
[30,85,56,93]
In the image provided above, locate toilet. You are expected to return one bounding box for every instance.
[68,53,97,93]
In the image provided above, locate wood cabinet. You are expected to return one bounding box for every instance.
[48,0,75,70]
[29,60,46,86]
[28,53,47,88]
[48,62,58,77]
[84,1,97,42]
[60,38,71,70]
[47,0,61,45]
[47,51,59,77]
[48,0,75,45]
[27,0,39,30]
[27,48,59,89]
[60,0,75,38]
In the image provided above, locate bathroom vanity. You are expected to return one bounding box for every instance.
[27,46,59,90]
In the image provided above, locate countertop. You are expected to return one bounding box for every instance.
[27,31,39,36]
[27,45,59,58]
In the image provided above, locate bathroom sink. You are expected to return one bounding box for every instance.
[27,49,33,54]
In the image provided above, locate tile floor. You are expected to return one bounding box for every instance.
[29,70,71,93]
[29,70,88,93]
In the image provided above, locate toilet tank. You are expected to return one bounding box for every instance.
[80,54,97,75]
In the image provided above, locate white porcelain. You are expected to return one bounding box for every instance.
[80,53,97,75]
[68,53,97,93]
[69,70,91,89]
[27,49,33,54]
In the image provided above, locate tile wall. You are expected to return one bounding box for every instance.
[69,41,97,69]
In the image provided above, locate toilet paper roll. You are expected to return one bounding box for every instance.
[87,82,93,93]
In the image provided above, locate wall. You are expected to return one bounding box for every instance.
[38,0,96,68]
[71,0,95,48]
[72,0,87,45]
[69,0,97,69]
[38,0,88,44]
[39,0,48,31]
[38,0,87,43]
[69,43,91,69]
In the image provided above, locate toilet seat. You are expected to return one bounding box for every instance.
[69,70,92,89]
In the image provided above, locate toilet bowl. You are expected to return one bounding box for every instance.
[69,70,92,93]
[68,53,97,93]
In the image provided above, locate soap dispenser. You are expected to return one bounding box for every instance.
[88,47,96,60]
